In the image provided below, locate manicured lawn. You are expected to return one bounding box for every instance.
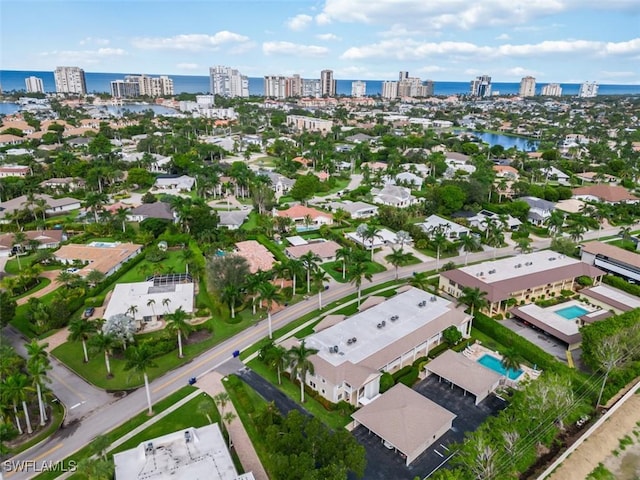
[116,250,188,283]
[240,211,260,231]
[314,178,350,197]
[4,253,38,275]
[321,260,386,283]
[11,277,52,301]
[33,387,198,480]
[11,289,59,337]
[470,326,509,353]
[384,252,422,266]
[608,239,637,251]
[248,359,351,430]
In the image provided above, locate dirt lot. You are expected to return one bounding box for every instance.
[548,394,640,480]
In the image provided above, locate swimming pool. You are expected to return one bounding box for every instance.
[555,305,588,320]
[88,241,118,248]
[296,225,318,232]
[477,354,523,380]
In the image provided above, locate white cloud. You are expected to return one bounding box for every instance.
[316,33,341,41]
[262,41,329,57]
[79,37,110,46]
[176,63,199,70]
[315,13,331,25]
[38,48,126,65]
[496,33,510,40]
[417,65,447,74]
[132,31,250,51]
[505,66,539,76]
[287,14,313,31]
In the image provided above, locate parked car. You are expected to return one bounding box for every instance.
[84,307,95,318]
[66,267,79,274]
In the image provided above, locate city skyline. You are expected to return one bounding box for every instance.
[1,1,639,84]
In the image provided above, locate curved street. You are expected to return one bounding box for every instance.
[2,225,628,479]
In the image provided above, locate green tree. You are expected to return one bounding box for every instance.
[458,286,489,316]
[165,307,191,358]
[300,251,321,294]
[0,290,17,327]
[460,234,480,266]
[387,247,413,280]
[6,373,34,434]
[500,349,522,374]
[260,341,288,385]
[259,282,283,339]
[429,225,449,270]
[27,358,51,427]
[11,231,27,271]
[335,247,352,280]
[311,269,330,309]
[348,262,373,307]
[515,237,533,254]
[124,345,158,415]
[287,340,318,403]
[290,174,320,202]
[443,325,463,346]
[89,332,117,377]
[286,258,305,295]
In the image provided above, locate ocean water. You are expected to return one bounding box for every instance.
[2,70,639,97]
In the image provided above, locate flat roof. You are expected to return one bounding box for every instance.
[345,228,400,247]
[305,288,465,368]
[352,384,456,458]
[581,285,640,312]
[425,350,501,398]
[286,235,308,246]
[104,281,194,320]
[582,241,640,269]
[113,424,251,480]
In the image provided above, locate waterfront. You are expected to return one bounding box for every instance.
[2,70,640,97]
[454,130,540,151]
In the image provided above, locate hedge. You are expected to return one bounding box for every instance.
[397,368,419,387]
[602,275,640,297]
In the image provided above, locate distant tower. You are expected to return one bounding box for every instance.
[470,75,492,98]
[399,71,409,82]
[25,76,45,94]
[209,66,249,98]
[541,83,562,97]
[381,81,398,100]
[54,66,87,94]
[519,76,536,97]
[320,69,336,97]
[578,81,599,98]
[351,81,366,97]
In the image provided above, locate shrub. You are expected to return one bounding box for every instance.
[379,372,394,393]
[84,295,106,307]
[392,365,413,382]
[145,246,168,263]
[577,276,594,287]
[397,368,419,387]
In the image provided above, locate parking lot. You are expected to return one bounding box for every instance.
[353,375,507,479]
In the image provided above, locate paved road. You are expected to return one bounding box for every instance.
[2,225,626,478]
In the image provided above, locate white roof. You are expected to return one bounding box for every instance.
[113,424,252,480]
[104,281,194,320]
[345,228,402,248]
[514,300,598,337]
[286,235,308,246]
[306,288,457,367]
[583,285,640,310]
[416,215,470,235]
[458,250,580,284]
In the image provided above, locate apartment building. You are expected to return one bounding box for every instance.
[519,76,536,97]
[351,80,366,97]
[25,76,44,93]
[541,83,563,96]
[54,66,87,94]
[286,114,333,134]
[578,82,599,98]
[209,65,249,97]
[382,81,399,100]
[470,75,492,98]
[320,69,336,97]
[264,75,287,99]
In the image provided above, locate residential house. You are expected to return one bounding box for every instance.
[154,175,196,192]
[540,166,570,185]
[572,185,640,204]
[285,240,341,262]
[519,196,556,225]
[218,210,250,230]
[258,170,295,196]
[0,230,65,257]
[492,165,519,180]
[54,242,143,277]
[274,205,333,228]
[0,134,24,147]
[346,228,410,248]
[468,210,522,231]
[234,240,276,273]
[326,200,378,219]
[392,172,423,190]
[39,177,86,192]
[415,215,470,239]
[0,194,81,223]
[371,184,416,208]
[580,241,640,283]
[0,165,30,178]
[575,172,618,184]
[126,202,176,223]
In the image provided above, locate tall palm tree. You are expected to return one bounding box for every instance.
[272,261,289,289]
[547,210,565,237]
[348,262,373,307]
[286,258,305,296]
[409,271,430,291]
[146,299,157,320]
[460,234,480,266]
[3,375,25,434]
[166,307,191,358]
[363,223,383,260]
[89,332,117,377]
[387,247,412,280]
[12,231,27,271]
[429,225,449,270]
[260,341,288,385]
[335,246,352,280]
[114,206,129,233]
[25,339,48,364]
[27,358,51,426]
[287,340,318,403]
[68,319,98,363]
[7,373,34,434]
[311,269,330,309]
[500,349,522,375]
[515,237,533,254]
[221,284,241,319]
[258,282,282,339]
[126,305,139,321]
[458,286,489,316]
[162,297,172,314]
[300,251,321,294]
[124,344,158,415]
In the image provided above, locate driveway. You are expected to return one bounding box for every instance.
[502,318,570,363]
[237,368,310,418]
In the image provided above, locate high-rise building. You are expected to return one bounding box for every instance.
[111,75,173,98]
[302,78,321,98]
[209,66,249,98]
[541,83,563,97]
[382,81,399,100]
[421,80,435,97]
[54,66,87,94]
[578,81,599,98]
[286,74,303,97]
[470,75,492,98]
[320,69,336,97]
[25,76,44,93]
[399,71,409,82]
[264,75,287,99]
[519,76,536,97]
[351,81,366,97]
[110,79,140,98]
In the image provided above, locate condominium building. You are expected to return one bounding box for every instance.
[209,65,249,98]
[286,115,333,134]
[286,74,303,97]
[351,80,366,97]
[519,76,536,97]
[264,75,287,99]
[54,66,87,95]
[301,78,321,97]
[25,76,44,94]
[382,81,399,100]
[470,75,492,98]
[320,69,336,97]
[578,81,599,98]
[110,75,174,98]
[110,79,140,98]
[382,72,433,99]
[541,83,563,97]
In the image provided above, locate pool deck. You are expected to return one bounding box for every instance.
[463,343,541,386]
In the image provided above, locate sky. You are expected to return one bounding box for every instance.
[1,0,640,83]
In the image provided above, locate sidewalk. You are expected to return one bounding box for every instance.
[197,371,269,480]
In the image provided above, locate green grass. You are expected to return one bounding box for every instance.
[586,464,616,480]
[7,401,64,456]
[116,250,187,283]
[470,326,509,353]
[248,359,351,430]
[608,239,637,251]
[314,178,350,197]
[33,387,198,480]
[240,211,260,231]
[384,253,422,266]
[321,260,386,283]
[4,253,38,275]
[10,277,52,300]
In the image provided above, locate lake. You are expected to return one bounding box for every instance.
[0,103,20,115]
[454,130,540,151]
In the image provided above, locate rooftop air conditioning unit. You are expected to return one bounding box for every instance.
[333,345,339,352]
[377,323,383,329]
[185,431,191,443]
[347,338,353,345]
[390,315,399,321]
[418,300,427,307]
[430,296,437,302]
[352,337,357,343]
[549,257,556,261]
[381,320,386,327]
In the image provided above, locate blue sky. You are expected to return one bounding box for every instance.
[2,0,639,83]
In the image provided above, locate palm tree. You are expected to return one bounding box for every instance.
[286,258,305,295]
[12,231,27,271]
[258,282,282,339]
[124,344,158,415]
[300,251,321,294]
[272,261,289,289]
[460,234,480,266]
[287,341,318,403]
[500,349,522,375]
[89,332,117,377]
[335,246,352,280]
[311,269,330,309]
[25,339,48,364]
[146,299,157,320]
[458,286,489,316]
[85,269,106,287]
[515,237,533,254]
[409,271,430,291]
[387,247,412,280]
[7,373,33,434]
[348,262,373,307]
[363,224,383,260]
[56,270,76,289]
[547,210,565,237]
[568,223,586,243]
[222,411,236,448]
[126,304,139,321]
[76,458,113,480]
[619,225,633,242]
[114,206,129,233]
[166,307,191,358]
[221,284,241,319]
[162,297,172,314]
[394,230,411,249]
[27,358,51,426]
[260,341,288,385]
[429,225,449,270]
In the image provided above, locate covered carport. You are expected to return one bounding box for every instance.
[425,350,502,405]
[351,384,456,466]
